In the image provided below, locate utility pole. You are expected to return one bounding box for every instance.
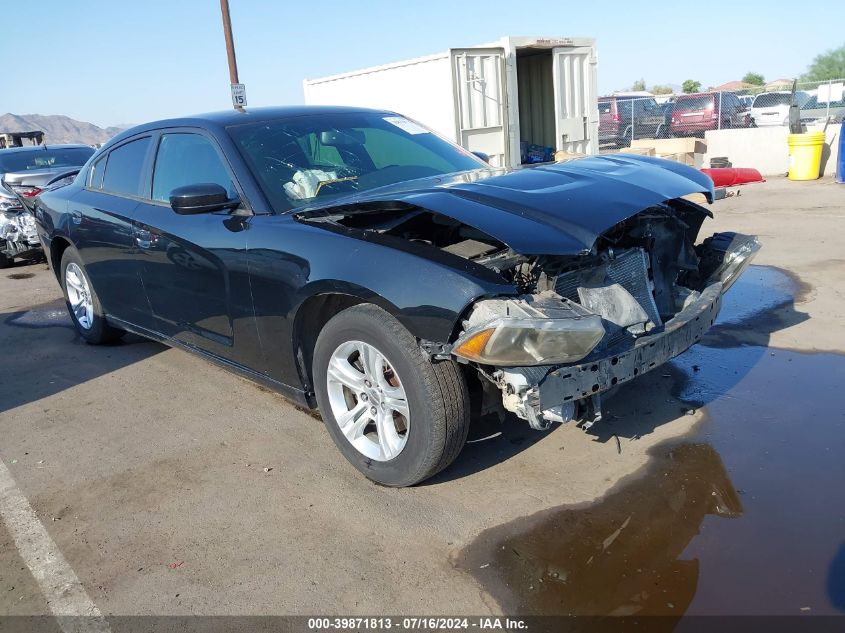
[220,0,246,110]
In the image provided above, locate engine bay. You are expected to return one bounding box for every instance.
[316,199,734,348]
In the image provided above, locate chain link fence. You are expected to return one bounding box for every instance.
[597,78,845,151]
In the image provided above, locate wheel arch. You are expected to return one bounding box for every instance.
[291,287,405,401]
[49,235,74,282]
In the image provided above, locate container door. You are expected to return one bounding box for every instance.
[450,48,509,167]
[552,46,598,155]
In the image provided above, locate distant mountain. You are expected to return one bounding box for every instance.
[0,113,130,146]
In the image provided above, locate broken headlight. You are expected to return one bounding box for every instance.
[452,293,605,366]
[702,233,761,292]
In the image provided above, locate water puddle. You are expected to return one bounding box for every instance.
[457,266,845,617]
[6,272,35,280]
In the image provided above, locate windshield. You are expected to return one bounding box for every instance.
[0,147,94,173]
[228,112,486,212]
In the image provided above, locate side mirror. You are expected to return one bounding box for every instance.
[471,151,490,164]
[169,183,240,215]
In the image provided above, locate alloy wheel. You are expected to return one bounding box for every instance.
[65,262,94,330]
[325,340,410,461]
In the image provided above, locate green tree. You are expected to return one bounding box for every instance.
[651,85,674,95]
[802,43,845,81]
[742,72,765,86]
[631,78,646,91]
[682,79,701,94]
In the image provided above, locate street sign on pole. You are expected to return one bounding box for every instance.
[220,0,243,111]
[231,83,247,108]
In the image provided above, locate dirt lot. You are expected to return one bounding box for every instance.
[1,177,844,621]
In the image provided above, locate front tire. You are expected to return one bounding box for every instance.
[0,252,13,269]
[313,304,470,487]
[60,248,124,344]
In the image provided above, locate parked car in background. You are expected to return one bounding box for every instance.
[658,100,675,138]
[0,144,94,267]
[670,92,751,137]
[598,95,665,146]
[799,95,845,125]
[0,144,94,197]
[34,106,759,486]
[750,91,810,127]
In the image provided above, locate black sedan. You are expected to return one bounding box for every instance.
[34,106,759,486]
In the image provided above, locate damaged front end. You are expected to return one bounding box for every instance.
[449,204,760,430]
[294,155,759,431]
[0,195,41,265]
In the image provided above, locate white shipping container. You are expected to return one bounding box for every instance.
[303,36,598,168]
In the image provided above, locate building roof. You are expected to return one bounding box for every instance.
[765,78,794,88]
[712,80,755,92]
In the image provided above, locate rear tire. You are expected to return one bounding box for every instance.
[0,253,13,269]
[313,304,470,487]
[60,248,124,344]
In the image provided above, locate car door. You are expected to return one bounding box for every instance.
[68,135,154,327]
[130,129,259,364]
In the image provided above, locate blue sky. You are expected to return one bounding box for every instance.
[2,1,839,127]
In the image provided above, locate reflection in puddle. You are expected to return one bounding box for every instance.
[458,267,845,617]
[456,444,741,617]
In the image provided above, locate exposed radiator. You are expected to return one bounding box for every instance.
[554,248,662,333]
[605,248,662,328]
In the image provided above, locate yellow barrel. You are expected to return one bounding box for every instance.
[787,131,825,181]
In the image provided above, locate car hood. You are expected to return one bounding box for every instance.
[299,154,714,256]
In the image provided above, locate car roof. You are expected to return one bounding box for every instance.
[0,144,93,154]
[104,105,392,150]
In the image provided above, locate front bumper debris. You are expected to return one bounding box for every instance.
[536,281,723,416]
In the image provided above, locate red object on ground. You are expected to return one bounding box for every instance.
[701,168,764,187]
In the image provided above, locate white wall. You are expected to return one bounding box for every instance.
[704,124,841,177]
[303,55,457,143]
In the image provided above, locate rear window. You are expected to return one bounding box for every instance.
[0,146,94,173]
[675,95,714,110]
[753,93,791,108]
[102,137,151,197]
[598,101,612,114]
[634,98,661,113]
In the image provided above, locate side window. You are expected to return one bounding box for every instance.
[102,137,151,197]
[89,156,106,189]
[152,133,235,202]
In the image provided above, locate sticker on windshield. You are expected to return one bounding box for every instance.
[383,116,428,135]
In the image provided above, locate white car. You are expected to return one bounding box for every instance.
[750,91,810,127]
